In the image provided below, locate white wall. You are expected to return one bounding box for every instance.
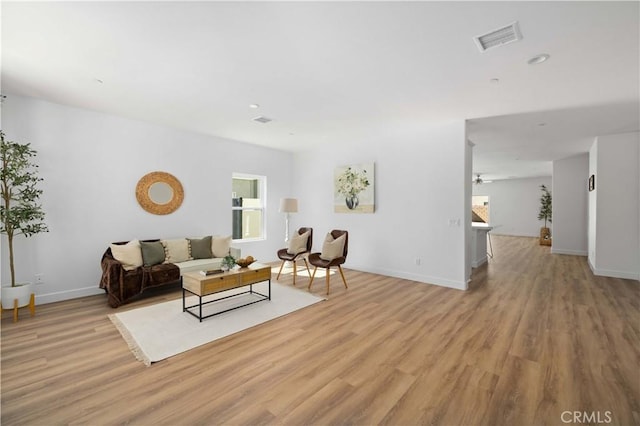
[552,153,589,255]
[292,121,469,290]
[588,132,640,280]
[1,95,293,303]
[472,177,553,237]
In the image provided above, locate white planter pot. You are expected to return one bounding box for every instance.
[1,282,34,310]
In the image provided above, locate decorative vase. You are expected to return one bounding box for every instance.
[345,195,359,210]
[1,282,34,309]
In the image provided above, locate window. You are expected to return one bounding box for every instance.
[472,195,490,224]
[232,173,266,241]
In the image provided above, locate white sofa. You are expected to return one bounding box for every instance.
[175,247,241,273]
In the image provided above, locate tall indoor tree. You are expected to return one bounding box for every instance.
[1,131,48,287]
[538,184,552,245]
[538,184,552,228]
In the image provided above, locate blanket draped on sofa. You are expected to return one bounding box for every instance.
[100,241,181,308]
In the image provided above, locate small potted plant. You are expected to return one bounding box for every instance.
[538,184,552,246]
[1,131,48,311]
[220,255,236,271]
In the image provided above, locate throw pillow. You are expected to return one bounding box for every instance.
[211,235,232,258]
[287,231,310,255]
[140,241,165,266]
[188,236,213,259]
[161,238,191,263]
[110,239,143,271]
[320,233,346,261]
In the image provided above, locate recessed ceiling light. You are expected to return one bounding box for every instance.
[538,122,547,126]
[95,78,104,84]
[528,54,550,65]
[249,104,260,109]
[490,78,500,84]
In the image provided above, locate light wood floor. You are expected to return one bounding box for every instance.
[2,236,639,425]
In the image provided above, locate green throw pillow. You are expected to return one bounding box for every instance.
[140,241,166,266]
[188,236,213,259]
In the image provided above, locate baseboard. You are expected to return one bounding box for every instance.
[33,265,471,305]
[489,232,538,238]
[347,264,468,291]
[35,286,104,305]
[588,262,640,281]
[551,248,588,256]
[472,257,488,268]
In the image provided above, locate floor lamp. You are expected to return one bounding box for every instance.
[279,198,298,243]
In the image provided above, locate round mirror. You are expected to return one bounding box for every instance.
[135,171,184,215]
[148,182,174,205]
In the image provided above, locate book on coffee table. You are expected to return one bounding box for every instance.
[199,269,223,276]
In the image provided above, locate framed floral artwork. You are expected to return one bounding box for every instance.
[334,162,374,213]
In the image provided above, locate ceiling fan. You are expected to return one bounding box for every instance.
[473,174,492,184]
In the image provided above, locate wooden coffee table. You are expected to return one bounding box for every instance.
[182,265,272,322]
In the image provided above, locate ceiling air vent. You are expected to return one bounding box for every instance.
[252,116,273,124]
[474,21,522,52]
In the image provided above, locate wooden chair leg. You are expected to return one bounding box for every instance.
[13,299,18,323]
[292,260,298,286]
[308,267,318,290]
[276,260,285,280]
[338,266,348,289]
[29,293,35,317]
[325,268,331,295]
[303,258,312,279]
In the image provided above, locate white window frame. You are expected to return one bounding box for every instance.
[232,173,267,242]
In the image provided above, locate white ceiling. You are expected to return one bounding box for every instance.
[2,1,639,181]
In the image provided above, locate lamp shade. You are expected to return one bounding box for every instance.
[279,198,298,213]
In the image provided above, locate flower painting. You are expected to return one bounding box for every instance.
[334,163,374,213]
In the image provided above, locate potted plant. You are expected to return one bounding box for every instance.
[538,184,552,246]
[1,131,48,310]
[221,255,236,271]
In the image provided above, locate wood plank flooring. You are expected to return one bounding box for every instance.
[2,236,639,425]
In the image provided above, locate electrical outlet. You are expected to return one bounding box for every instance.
[35,273,44,285]
[415,258,421,266]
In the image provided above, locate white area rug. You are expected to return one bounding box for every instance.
[109,281,324,366]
